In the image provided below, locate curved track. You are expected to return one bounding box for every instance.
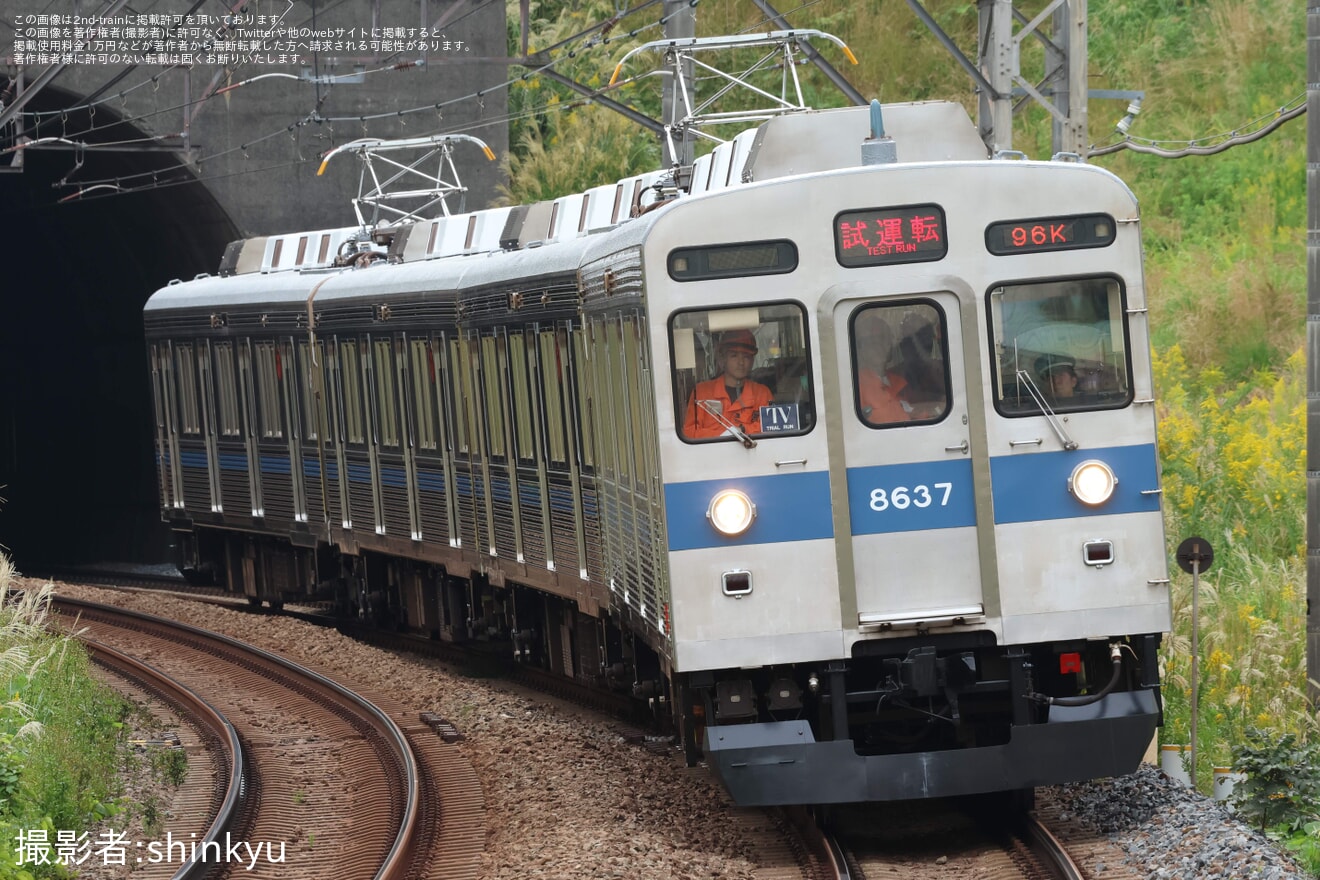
[84,638,244,880]
[55,580,1100,880]
[54,597,482,880]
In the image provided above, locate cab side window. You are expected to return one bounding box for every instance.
[988,276,1132,416]
[671,302,814,443]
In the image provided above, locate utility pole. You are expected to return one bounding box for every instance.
[909,0,1089,156]
[978,0,1015,152]
[1051,0,1089,156]
[1306,1,1320,704]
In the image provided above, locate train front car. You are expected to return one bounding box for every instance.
[640,105,1170,805]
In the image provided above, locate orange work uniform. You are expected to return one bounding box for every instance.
[683,377,774,439]
[858,370,911,425]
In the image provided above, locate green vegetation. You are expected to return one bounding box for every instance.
[1231,731,1320,833]
[508,0,1311,853]
[1230,731,1320,864]
[0,555,134,879]
[152,746,188,788]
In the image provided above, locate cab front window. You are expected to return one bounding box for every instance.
[988,276,1133,416]
[851,301,950,428]
[670,303,814,443]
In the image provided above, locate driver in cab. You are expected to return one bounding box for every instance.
[683,329,773,439]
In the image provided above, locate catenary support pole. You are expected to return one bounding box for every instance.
[1306,2,1320,704]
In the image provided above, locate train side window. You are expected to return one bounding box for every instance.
[851,302,950,428]
[373,338,400,448]
[480,335,507,458]
[156,343,177,433]
[604,316,630,482]
[279,340,297,443]
[175,343,201,435]
[988,276,1133,416]
[508,332,536,463]
[449,339,470,454]
[340,340,366,444]
[213,342,242,436]
[236,342,258,440]
[538,330,567,465]
[409,338,438,451]
[150,344,168,431]
[670,302,814,443]
[297,341,322,442]
[571,327,595,469]
[622,316,652,486]
[254,341,283,439]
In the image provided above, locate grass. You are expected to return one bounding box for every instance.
[0,555,136,879]
[1151,344,1317,870]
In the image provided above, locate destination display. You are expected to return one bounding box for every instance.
[985,213,1116,255]
[834,204,947,268]
[668,240,798,280]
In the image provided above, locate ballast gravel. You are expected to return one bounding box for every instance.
[1043,765,1310,879]
[42,580,1313,879]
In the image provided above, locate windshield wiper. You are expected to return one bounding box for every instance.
[1015,366,1078,451]
[699,400,758,449]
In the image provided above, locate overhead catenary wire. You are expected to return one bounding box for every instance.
[7,0,563,145]
[50,0,1304,201]
[9,58,428,150]
[55,88,611,202]
[48,0,696,198]
[318,0,695,125]
[1089,93,1305,158]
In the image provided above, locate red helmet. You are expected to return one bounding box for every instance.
[719,329,758,354]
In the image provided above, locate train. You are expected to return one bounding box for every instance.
[144,98,1171,805]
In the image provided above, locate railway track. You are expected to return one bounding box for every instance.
[53,597,483,880]
[46,568,650,721]
[49,578,841,880]
[82,638,244,880]
[827,796,1088,880]
[47,579,1100,880]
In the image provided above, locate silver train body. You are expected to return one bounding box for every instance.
[145,102,1171,805]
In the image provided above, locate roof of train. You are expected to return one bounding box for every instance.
[145,100,994,312]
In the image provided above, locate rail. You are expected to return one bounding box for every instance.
[55,597,423,880]
[84,638,245,880]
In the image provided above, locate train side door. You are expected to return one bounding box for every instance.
[835,294,985,631]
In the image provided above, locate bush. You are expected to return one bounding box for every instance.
[1230,729,1320,834]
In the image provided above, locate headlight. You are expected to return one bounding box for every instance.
[1069,460,1117,506]
[707,489,756,536]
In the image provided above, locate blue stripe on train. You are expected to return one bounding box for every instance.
[988,443,1160,524]
[259,456,291,475]
[179,450,208,469]
[846,458,977,535]
[218,453,247,471]
[666,443,1160,550]
[548,486,575,513]
[664,471,834,551]
[379,466,407,489]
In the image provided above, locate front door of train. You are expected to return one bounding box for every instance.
[832,291,985,633]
